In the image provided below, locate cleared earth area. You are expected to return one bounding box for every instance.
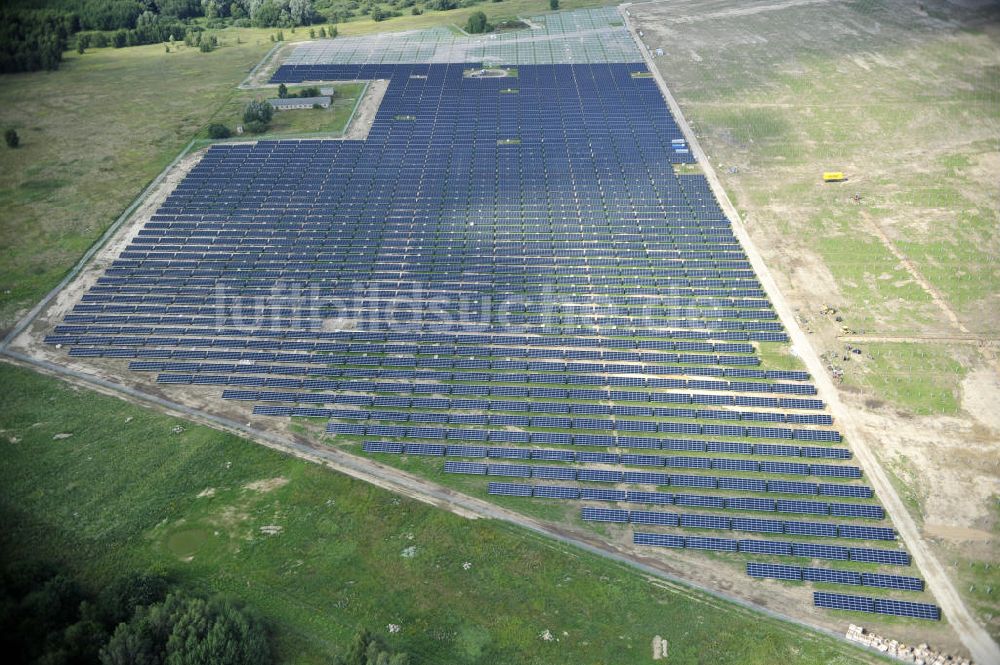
[632,0,1000,645]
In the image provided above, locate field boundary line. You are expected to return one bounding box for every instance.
[619,5,1000,663]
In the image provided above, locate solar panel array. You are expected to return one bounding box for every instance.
[41,7,936,623]
[814,593,940,621]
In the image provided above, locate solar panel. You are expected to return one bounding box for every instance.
[581,507,629,523]
[622,471,669,485]
[684,536,737,552]
[446,445,488,457]
[533,485,581,499]
[444,461,488,475]
[731,518,784,533]
[792,543,849,561]
[405,443,446,456]
[680,514,730,530]
[873,599,940,621]
[532,466,577,481]
[802,567,862,586]
[674,494,725,509]
[776,500,829,515]
[838,525,895,541]
[849,548,910,566]
[580,488,627,502]
[629,510,679,526]
[813,592,875,613]
[363,441,404,454]
[578,469,623,483]
[746,562,801,581]
[861,573,924,592]
[634,532,685,548]
[830,503,884,519]
[625,490,674,506]
[488,464,532,477]
[488,482,533,497]
[784,521,838,538]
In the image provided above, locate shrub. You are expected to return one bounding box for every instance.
[5,128,19,148]
[207,123,231,139]
[243,120,269,134]
[465,10,490,34]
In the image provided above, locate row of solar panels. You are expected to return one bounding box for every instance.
[59,326,762,358]
[747,563,922,590]
[329,418,838,442]
[60,310,793,344]
[814,593,939,621]
[354,434,856,477]
[581,506,892,540]
[441,457,864,491]
[61,314,792,344]
[225,392,833,427]
[123,364,824,402]
[475,479,883,519]
[584,506,892,540]
[630,531,908,565]
[84,349,787,385]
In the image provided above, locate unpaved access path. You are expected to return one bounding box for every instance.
[619,5,1000,664]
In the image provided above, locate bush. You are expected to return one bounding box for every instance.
[207,123,231,139]
[243,120,269,134]
[549,0,558,9]
[243,99,274,125]
[5,128,19,148]
[465,10,490,34]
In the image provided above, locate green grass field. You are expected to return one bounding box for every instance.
[204,82,367,139]
[0,363,886,664]
[0,38,271,331]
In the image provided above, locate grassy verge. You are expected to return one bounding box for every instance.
[0,38,272,331]
[0,362,885,664]
[202,82,367,139]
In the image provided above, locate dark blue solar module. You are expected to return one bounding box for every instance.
[746,562,801,581]
[629,510,680,526]
[814,594,939,620]
[873,599,940,621]
[862,573,924,591]
[634,532,685,548]
[850,548,910,566]
[444,461,488,475]
[814,592,876,613]
[581,507,629,523]
[802,567,862,586]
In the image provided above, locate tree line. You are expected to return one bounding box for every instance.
[0,561,273,664]
[0,0,326,74]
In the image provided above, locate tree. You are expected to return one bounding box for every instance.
[243,99,273,126]
[98,571,170,627]
[465,10,490,34]
[100,592,272,665]
[549,0,558,9]
[208,123,231,139]
[318,26,326,37]
[277,83,288,98]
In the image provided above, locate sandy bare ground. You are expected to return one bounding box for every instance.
[624,2,1000,661]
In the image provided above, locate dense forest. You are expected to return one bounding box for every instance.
[0,0,502,74]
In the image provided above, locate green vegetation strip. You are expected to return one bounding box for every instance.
[0,363,883,665]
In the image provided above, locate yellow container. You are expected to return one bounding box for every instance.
[823,171,846,182]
